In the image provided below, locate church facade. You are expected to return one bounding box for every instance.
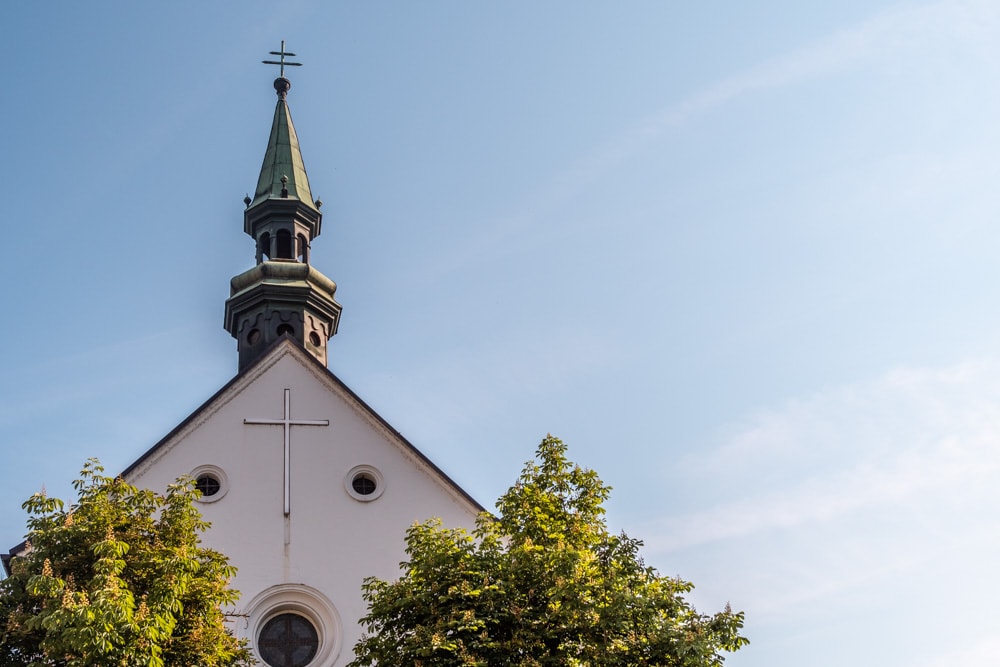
[3,59,483,667]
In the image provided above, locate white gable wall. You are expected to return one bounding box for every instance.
[127,341,482,666]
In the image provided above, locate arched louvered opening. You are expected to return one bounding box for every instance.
[276,230,293,259]
[258,232,272,262]
[297,234,308,263]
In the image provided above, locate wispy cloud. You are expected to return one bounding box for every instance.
[645,358,1000,552]
[914,636,1000,667]
[431,0,1000,280]
[564,0,1000,198]
[628,357,1000,633]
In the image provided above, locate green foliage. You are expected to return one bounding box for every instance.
[0,460,252,667]
[351,436,748,667]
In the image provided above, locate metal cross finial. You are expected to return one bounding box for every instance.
[262,40,302,77]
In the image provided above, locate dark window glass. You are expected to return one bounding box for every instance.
[352,474,377,496]
[195,474,221,497]
[258,613,319,667]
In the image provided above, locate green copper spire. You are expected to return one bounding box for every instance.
[249,76,318,211]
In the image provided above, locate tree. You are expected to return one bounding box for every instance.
[351,436,748,667]
[0,460,252,667]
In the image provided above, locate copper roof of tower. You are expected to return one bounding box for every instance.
[249,76,318,212]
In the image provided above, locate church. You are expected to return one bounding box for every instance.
[2,49,484,667]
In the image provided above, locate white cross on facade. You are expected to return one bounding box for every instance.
[245,388,329,516]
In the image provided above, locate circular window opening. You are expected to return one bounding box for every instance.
[277,324,295,337]
[351,473,377,496]
[308,331,321,346]
[190,465,228,503]
[344,465,384,502]
[247,329,262,345]
[258,613,319,667]
[245,585,342,667]
[195,474,221,497]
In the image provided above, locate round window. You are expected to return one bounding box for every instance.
[247,328,262,345]
[258,613,319,667]
[190,465,228,503]
[244,585,341,667]
[308,331,321,346]
[344,465,384,502]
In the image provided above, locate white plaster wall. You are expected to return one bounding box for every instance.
[128,343,482,667]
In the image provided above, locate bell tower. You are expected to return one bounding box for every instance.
[225,44,342,371]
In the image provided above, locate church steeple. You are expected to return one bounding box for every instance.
[225,46,342,372]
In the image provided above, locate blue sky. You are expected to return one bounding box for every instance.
[3,1,1000,664]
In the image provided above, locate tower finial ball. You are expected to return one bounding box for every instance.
[274,77,291,98]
